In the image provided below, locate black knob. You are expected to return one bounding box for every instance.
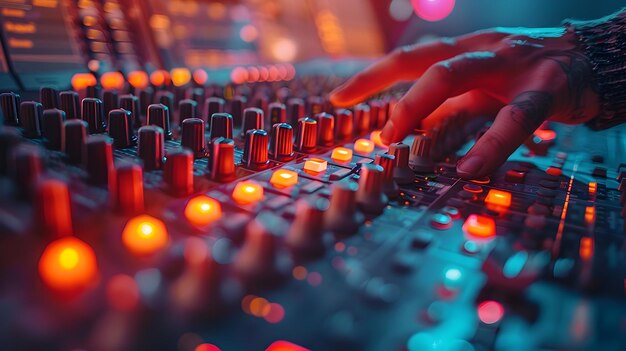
[209,112,233,141]
[137,126,165,171]
[375,153,399,198]
[42,109,66,151]
[243,129,269,170]
[119,94,141,129]
[387,142,414,184]
[40,87,59,110]
[356,163,388,215]
[102,89,120,117]
[0,127,22,175]
[86,85,101,99]
[335,109,353,140]
[354,103,370,134]
[286,198,327,257]
[1,92,19,126]
[241,107,264,137]
[138,87,154,115]
[155,90,174,112]
[110,162,144,214]
[147,103,172,140]
[316,112,335,146]
[178,99,198,127]
[59,91,80,119]
[84,135,114,185]
[229,96,246,128]
[81,98,106,134]
[210,137,236,182]
[287,98,304,126]
[409,134,434,173]
[181,118,206,158]
[163,148,194,197]
[295,117,317,152]
[64,119,88,164]
[268,102,287,125]
[108,108,136,148]
[205,97,225,128]
[13,145,43,197]
[270,123,294,161]
[324,180,364,236]
[19,101,42,138]
[188,87,205,109]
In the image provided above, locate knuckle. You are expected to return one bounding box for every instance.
[429,61,454,80]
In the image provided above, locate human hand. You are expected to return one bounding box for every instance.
[330,27,600,178]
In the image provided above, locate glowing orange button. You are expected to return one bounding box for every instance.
[588,182,597,195]
[354,139,374,154]
[100,71,125,90]
[270,169,298,188]
[122,214,169,255]
[462,214,496,238]
[184,195,222,227]
[39,236,98,291]
[71,73,97,91]
[128,71,149,89]
[171,67,191,87]
[232,180,264,205]
[331,147,353,162]
[579,237,594,261]
[584,206,595,224]
[304,158,327,173]
[266,340,310,351]
[150,70,170,86]
[484,189,512,208]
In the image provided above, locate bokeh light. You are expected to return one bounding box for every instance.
[411,0,455,22]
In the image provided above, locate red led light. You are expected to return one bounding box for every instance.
[477,300,504,324]
[462,214,496,238]
[195,344,222,351]
[411,0,456,22]
[39,236,98,291]
[265,340,310,351]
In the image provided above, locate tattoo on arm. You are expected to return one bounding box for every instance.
[545,49,596,119]
[509,91,554,134]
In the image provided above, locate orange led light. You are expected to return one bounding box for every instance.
[331,147,353,162]
[304,158,328,173]
[579,237,594,261]
[232,180,264,205]
[100,71,125,90]
[462,214,496,238]
[266,340,310,351]
[354,138,374,154]
[588,182,597,195]
[484,189,512,209]
[193,68,208,85]
[150,70,170,86]
[122,214,169,255]
[534,129,556,141]
[39,236,98,291]
[584,206,596,224]
[184,195,222,227]
[171,67,192,87]
[71,73,97,91]
[127,71,149,89]
[270,169,299,188]
[370,130,385,147]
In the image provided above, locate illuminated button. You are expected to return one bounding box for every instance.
[185,195,222,227]
[588,182,597,196]
[232,180,264,205]
[462,214,496,238]
[477,300,504,324]
[584,206,595,224]
[171,67,191,86]
[122,215,169,255]
[150,70,170,86]
[38,236,98,291]
[354,138,374,154]
[304,158,327,173]
[331,147,353,163]
[463,183,483,194]
[270,169,298,188]
[546,167,562,177]
[484,189,512,208]
[71,73,97,91]
[430,213,452,230]
[579,237,594,261]
[370,130,385,147]
[100,71,125,90]
[266,340,310,351]
[128,71,149,89]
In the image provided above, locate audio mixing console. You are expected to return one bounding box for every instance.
[0,77,625,351]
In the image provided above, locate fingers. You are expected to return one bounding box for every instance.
[420,91,503,130]
[380,51,504,144]
[456,91,554,178]
[329,38,461,107]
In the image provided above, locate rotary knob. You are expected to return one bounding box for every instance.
[13,145,43,197]
[205,97,225,127]
[40,87,59,110]
[19,101,42,138]
[210,137,236,182]
[59,91,80,120]
[209,112,233,141]
[110,162,144,214]
[356,163,388,215]
[155,90,174,112]
[1,92,20,126]
[243,129,270,170]
[335,109,353,140]
[270,123,294,161]
[387,143,414,184]
[108,108,136,149]
[181,118,206,158]
[229,95,246,128]
[241,107,264,137]
[137,126,165,171]
[147,103,172,139]
[42,109,66,151]
[35,178,73,238]
[354,103,370,134]
[64,120,88,164]
[102,90,120,117]
[84,135,114,185]
[163,148,194,197]
[286,198,327,258]
[409,134,434,173]
[82,98,106,134]
[287,98,305,126]
[308,96,324,116]
[178,99,198,127]
[375,153,399,199]
[324,180,364,236]
[268,102,287,125]
[316,112,335,147]
[139,88,154,116]
[369,100,386,129]
[295,117,318,152]
[119,94,141,129]
[0,127,21,175]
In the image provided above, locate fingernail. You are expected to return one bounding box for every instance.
[380,121,395,144]
[456,155,484,177]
